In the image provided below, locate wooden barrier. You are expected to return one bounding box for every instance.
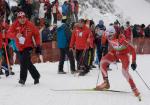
[12,38,150,64]
[133,38,150,54]
[31,42,60,63]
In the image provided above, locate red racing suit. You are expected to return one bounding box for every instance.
[100,34,137,90]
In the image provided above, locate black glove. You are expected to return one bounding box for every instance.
[131,62,137,71]
[35,46,42,54]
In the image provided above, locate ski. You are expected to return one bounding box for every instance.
[50,88,142,101]
[50,88,131,93]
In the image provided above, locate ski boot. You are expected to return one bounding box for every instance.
[132,88,141,101]
[95,78,110,90]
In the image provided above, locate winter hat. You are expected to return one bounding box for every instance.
[99,20,104,25]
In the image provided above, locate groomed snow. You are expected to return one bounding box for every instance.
[114,0,150,25]
[0,55,150,105]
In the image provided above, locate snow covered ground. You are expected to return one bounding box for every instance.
[0,55,150,105]
[114,0,150,25]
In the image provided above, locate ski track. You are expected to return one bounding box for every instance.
[0,55,150,105]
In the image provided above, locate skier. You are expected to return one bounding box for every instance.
[7,11,41,85]
[95,26,140,97]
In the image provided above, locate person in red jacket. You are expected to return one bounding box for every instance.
[95,26,140,97]
[7,11,41,85]
[70,19,91,76]
[124,21,132,43]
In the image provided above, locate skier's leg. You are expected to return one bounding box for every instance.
[96,52,117,90]
[120,54,140,96]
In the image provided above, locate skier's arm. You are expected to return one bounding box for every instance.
[122,39,136,63]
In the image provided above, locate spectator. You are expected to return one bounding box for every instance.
[56,17,76,74]
[145,24,150,37]
[44,1,52,26]
[70,19,91,76]
[95,20,108,66]
[52,0,59,24]
[8,11,41,85]
[124,21,132,43]
[73,0,79,22]
[41,22,53,42]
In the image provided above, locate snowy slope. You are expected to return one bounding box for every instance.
[0,55,150,105]
[77,0,150,25]
[114,0,150,25]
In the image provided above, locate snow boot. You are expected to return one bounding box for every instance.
[5,70,9,77]
[10,71,15,75]
[19,80,25,85]
[96,78,110,90]
[0,70,4,75]
[34,79,39,85]
[78,70,89,76]
[58,71,67,74]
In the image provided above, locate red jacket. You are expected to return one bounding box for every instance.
[109,34,136,63]
[70,25,91,50]
[7,19,40,51]
[124,26,132,41]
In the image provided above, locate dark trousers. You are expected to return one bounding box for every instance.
[88,48,95,66]
[74,12,78,22]
[76,49,90,71]
[53,13,57,24]
[96,41,108,62]
[19,48,40,82]
[58,48,75,72]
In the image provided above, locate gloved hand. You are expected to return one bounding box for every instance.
[35,45,42,54]
[131,62,137,71]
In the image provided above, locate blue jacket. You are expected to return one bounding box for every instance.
[56,23,71,48]
[62,3,68,16]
